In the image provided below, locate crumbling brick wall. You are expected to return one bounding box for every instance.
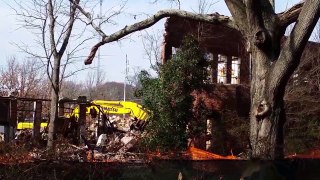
[191,84,250,154]
[192,84,250,117]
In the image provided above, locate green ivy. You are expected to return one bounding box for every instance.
[137,37,209,151]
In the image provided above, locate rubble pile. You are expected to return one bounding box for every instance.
[88,151,146,163]
[78,114,144,162]
[89,116,145,162]
[2,115,146,163]
[96,132,141,152]
[109,115,131,131]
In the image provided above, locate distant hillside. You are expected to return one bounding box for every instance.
[60,81,138,102]
[95,81,136,101]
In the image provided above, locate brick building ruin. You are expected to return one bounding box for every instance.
[160,16,320,153]
[161,16,250,85]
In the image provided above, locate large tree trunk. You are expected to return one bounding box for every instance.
[250,50,286,159]
[250,98,286,159]
[241,0,284,159]
[246,0,320,159]
[47,56,61,149]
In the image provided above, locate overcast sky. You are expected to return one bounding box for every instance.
[0,0,303,83]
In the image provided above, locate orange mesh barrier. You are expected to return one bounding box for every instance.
[187,147,238,160]
[286,149,320,159]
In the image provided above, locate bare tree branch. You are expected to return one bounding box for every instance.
[62,66,94,80]
[48,0,59,58]
[99,1,127,26]
[101,9,233,41]
[58,0,80,56]
[75,6,235,64]
[141,30,161,72]
[225,0,248,32]
[151,0,181,9]
[270,0,320,98]
[70,0,107,38]
[278,2,304,30]
[244,0,257,29]
[192,0,217,14]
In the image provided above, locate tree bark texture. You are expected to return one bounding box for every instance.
[238,0,319,159]
[47,57,61,148]
[249,49,286,159]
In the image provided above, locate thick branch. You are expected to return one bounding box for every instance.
[70,0,107,38]
[48,0,58,58]
[85,42,106,65]
[103,10,233,41]
[245,0,275,30]
[78,8,235,65]
[58,0,79,56]
[245,0,261,30]
[270,0,320,99]
[225,0,248,33]
[278,2,304,30]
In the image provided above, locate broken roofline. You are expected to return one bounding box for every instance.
[161,16,320,84]
[161,16,320,60]
[161,16,245,60]
[161,16,249,84]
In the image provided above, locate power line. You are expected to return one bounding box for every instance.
[124,54,129,102]
[97,0,103,85]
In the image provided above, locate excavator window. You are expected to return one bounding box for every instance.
[89,108,97,118]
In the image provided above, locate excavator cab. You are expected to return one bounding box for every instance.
[89,108,98,118]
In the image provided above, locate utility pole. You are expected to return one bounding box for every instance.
[123,55,128,121]
[124,54,129,102]
[96,0,103,85]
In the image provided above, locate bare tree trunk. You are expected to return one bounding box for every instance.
[46,0,79,149]
[47,56,61,148]
[249,51,286,159]
[238,0,319,159]
[250,76,286,159]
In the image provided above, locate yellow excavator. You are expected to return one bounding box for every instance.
[71,100,149,122]
[17,100,150,130]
